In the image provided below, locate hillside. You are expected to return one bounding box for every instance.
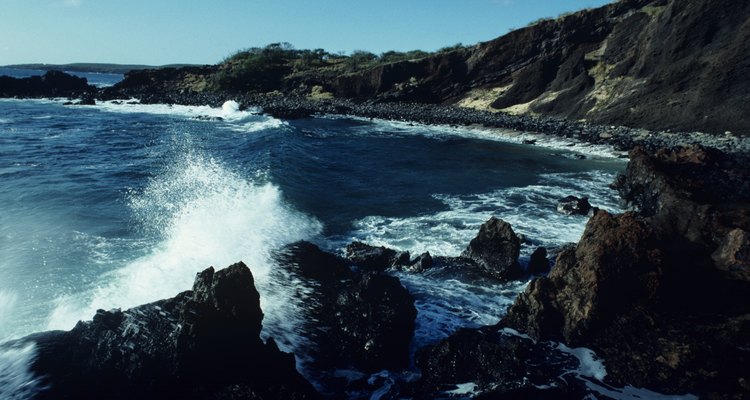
[100,0,750,135]
[326,0,750,135]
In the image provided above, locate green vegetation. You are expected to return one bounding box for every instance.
[210,42,470,92]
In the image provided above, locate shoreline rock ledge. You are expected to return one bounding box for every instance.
[14,262,319,400]
[415,144,750,399]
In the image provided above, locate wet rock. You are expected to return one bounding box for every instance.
[712,228,750,281]
[276,241,417,373]
[527,247,550,275]
[461,217,523,281]
[277,240,350,281]
[325,272,417,372]
[345,241,408,271]
[414,327,589,399]
[556,195,592,216]
[17,262,319,400]
[405,251,433,273]
[502,146,750,398]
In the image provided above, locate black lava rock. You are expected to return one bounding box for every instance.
[461,217,523,280]
[556,196,592,216]
[15,263,319,400]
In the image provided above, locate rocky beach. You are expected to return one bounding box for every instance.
[2,0,749,398]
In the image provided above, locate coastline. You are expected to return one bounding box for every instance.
[99,90,750,156]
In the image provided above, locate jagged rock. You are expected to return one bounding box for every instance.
[276,240,350,281]
[712,228,750,281]
[527,247,550,275]
[461,217,523,280]
[405,251,433,273]
[16,263,318,400]
[326,272,417,371]
[556,196,592,216]
[345,241,408,271]
[618,145,750,245]
[414,327,589,399]
[276,241,417,373]
[502,146,750,398]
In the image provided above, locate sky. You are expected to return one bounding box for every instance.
[1,0,613,66]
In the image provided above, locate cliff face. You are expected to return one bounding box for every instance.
[328,0,750,135]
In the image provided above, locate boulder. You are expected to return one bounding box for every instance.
[556,195,592,216]
[276,240,350,281]
[17,263,318,400]
[326,272,417,371]
[461,217,523,280]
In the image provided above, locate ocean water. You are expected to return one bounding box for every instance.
[0,96,664,398]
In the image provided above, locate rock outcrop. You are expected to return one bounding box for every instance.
[18,263,318,400]
[324,0,750,135]
[0,70,95,99]
[501,145,750,398]
[275,241,417,373]
[556,195,592,216]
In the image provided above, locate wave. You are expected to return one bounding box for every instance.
[346,170,623,258]
[46,149,322,352]
[0,292,18,340]
[328,115,628,159]
[0,344,42,400]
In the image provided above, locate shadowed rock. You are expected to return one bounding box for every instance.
[556,196,592,216]
[461,217,523,281]
[276,241,417,373]
[15,263,319,400]
[527,247,550,275]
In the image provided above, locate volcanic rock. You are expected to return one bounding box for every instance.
[276,241,417,373]
[527,247,550,275]
[414,327,589,399]
[345,241,409,272]
[16,262,318,400]
[556,195,592,216]
[712,228,750,281]
[461,217,523,280]
[0,70,95,98]
[501,145,750,398]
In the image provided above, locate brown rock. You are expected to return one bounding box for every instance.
[713,228,750,281]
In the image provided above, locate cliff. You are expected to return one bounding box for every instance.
[327,0,750,135]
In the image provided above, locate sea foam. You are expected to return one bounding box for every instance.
[0,344,42,400]
[46,150,322,352]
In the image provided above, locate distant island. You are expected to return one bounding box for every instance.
[3,62,200,75]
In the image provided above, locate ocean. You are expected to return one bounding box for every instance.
[1,74,666,398]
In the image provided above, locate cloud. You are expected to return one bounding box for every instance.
[62,0,83,7]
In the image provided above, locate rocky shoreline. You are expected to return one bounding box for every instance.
[2,70,749,398]
[5,143,748,399]
[1,70,749,155]
[102,88,750,156]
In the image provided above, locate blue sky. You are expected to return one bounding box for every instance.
[1,0,613,65]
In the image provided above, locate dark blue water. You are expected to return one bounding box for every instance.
[0,67,123,87]
[0,98,629,398]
